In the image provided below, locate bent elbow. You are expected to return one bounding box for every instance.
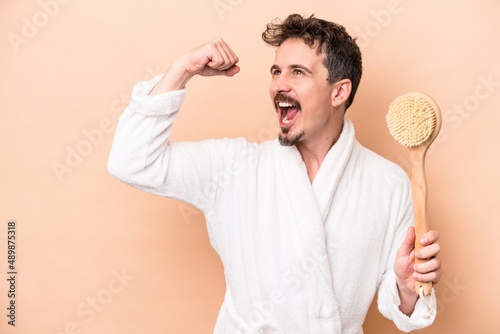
[107,156,128,183]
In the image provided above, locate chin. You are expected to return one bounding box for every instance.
[278,131,304,146]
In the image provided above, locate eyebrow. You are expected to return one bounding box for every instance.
[270,64,313,75]
[270,64,280,74]
[290,64,313,75]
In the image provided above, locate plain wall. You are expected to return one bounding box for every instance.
[1,0,499,333]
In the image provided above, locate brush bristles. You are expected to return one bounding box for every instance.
[386,94,436,147]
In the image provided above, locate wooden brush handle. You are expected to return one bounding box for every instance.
[410,149,433,297]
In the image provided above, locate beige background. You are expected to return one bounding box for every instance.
[1,0,499,333]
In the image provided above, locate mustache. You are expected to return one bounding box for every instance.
[274,93,301,110]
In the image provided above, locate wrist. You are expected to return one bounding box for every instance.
[149,60,193,95]
[396,278,418,316]
[170,59,195,84]
[396,278,417,298]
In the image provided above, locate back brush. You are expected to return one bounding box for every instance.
[386,92,442,297]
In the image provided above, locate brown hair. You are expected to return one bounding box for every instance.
[262,14,362,111]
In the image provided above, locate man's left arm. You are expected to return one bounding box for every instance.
[394,227,443,315]
[377,174,442,332]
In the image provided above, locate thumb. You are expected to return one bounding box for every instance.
[398,226,415,256]
[225,64,240,77]
[200,65,240,77]
[214,65,240,77]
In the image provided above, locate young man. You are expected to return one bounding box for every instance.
[108,14,441,333]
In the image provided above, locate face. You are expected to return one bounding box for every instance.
[269,38,337,147]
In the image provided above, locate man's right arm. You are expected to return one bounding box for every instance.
[149,38,240,95]
[107,39,241,213]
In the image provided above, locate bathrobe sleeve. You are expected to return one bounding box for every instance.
[377,175,437,332]
[107,75,246,213]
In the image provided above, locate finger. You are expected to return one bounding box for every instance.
[413,267,442,284]
[419,230,439,246]
[414,257,441,274]
[397,226,415,257]
[213,40,233,70]
[415,243,441,260]
[206,40,226,69]
[230,50,239,65]
[219,38,239,65]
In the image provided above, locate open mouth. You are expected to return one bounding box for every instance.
[275,97,300,127]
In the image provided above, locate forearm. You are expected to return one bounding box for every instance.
[149,59,194,95]
[396,279,418,316]
[109,38,240,205]
[107,74,242,212]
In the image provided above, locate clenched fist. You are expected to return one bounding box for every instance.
[150,38,240,95]
[394,226,442,315]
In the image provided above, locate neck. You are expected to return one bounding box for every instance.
[296,118,344,183]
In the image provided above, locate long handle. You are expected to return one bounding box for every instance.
[410,149,433,296]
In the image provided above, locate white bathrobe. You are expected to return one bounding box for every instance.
[108,75,437,333]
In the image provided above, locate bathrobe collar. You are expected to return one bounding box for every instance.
[276,117,355,223]
[273,117,355,330]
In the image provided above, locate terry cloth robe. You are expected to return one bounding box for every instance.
[108,75,437,334]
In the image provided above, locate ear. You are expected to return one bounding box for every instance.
[331,79,352,110]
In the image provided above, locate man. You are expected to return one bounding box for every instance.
[108,14,442,333]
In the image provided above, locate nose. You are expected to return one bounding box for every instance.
[270,73,292,95]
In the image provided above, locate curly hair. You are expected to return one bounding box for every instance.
[262,14,362,111]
